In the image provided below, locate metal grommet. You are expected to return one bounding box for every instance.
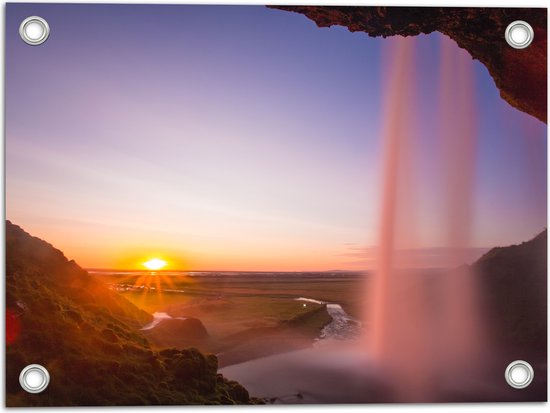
[19,364,50,393]
[19,16,50,46]
[505,20,534,49]
[505,360,534,389]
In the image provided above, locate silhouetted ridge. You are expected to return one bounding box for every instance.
[475,229,547,357]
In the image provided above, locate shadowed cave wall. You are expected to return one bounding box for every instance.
[271,6,547,123]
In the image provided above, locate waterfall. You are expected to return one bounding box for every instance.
[365,35,486,401]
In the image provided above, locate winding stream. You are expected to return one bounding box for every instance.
[319,303,362,341]
[295,297,362,341]
[140,312,187,330]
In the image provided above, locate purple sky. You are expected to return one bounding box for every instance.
[6,4,547,270]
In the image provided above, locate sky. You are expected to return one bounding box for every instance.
[6,4,547,271]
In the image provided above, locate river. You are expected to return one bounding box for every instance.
[219,298,369,403]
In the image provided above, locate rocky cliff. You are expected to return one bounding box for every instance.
[271,6,547,123]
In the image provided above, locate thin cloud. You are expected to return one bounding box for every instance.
[338,245,490,269]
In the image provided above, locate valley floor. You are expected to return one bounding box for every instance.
[95,272,366,367]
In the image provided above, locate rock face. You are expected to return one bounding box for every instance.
[144,317,210,348]
[271,6,547,123]
[473,230,547,401]
[475,229,547,358]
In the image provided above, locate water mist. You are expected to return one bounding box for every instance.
[365,35,486,401]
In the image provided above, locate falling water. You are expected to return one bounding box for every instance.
[366,35,486,401]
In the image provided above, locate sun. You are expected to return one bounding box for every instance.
[143,258,167,271]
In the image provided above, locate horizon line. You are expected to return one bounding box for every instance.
[85,268,368,273]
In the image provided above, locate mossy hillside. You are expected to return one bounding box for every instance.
[5,221,259,406]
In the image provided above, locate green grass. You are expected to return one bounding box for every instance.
[100,274,365,345]
[6,221,261,406]
[97,273,363,366]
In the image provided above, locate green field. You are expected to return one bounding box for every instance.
[96,273,367,366]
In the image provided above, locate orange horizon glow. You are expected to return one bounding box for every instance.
[10,223,371,271]
[3,220,511,272]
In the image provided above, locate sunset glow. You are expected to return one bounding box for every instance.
[5,4,546,271]
[143,259,167,271]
